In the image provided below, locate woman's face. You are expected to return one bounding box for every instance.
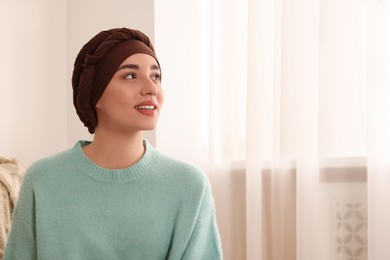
[95,53,164,134]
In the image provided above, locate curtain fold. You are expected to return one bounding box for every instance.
[367,1,390,259]
[154,0,389,259]
[246,0,275,258]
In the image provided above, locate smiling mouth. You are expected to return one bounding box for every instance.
[134,105,156,110]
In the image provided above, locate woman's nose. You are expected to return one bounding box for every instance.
[141,78,158,96]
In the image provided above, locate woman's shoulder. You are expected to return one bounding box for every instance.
[24,144,78,180]
[153,150,210,188]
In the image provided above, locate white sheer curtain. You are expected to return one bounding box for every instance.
[154,0,390,259]
[367,1,390,259]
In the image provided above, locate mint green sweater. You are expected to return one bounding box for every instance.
[4,141,222,260]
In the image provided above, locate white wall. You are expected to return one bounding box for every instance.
[0,0,155,166]
[0,0,68,166]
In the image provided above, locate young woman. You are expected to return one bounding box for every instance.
[4,28,222,259]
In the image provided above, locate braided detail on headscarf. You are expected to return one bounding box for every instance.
[72,28,157,134]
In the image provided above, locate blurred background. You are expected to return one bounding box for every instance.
[1,0,389,259]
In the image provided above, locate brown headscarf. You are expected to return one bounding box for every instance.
[72,28,160,134]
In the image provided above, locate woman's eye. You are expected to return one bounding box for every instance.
[124,73,136,79]
[152,74,161,82]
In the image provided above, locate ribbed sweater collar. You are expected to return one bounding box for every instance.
[69,140,157,183]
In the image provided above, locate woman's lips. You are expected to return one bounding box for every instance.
[134,100,157,116]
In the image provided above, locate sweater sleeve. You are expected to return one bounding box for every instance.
[181,182,223,260]
[3,173,37,260]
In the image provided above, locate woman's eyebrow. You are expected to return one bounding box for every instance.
[151,64,160,71]
[117,64,139,70]
[117,64,160,71]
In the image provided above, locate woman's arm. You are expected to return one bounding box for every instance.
[3,173,37,260]
[181,182,223,260]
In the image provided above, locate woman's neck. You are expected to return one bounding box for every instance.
[82,130,145,169]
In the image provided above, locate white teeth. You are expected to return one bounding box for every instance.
[136,105,155,110]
